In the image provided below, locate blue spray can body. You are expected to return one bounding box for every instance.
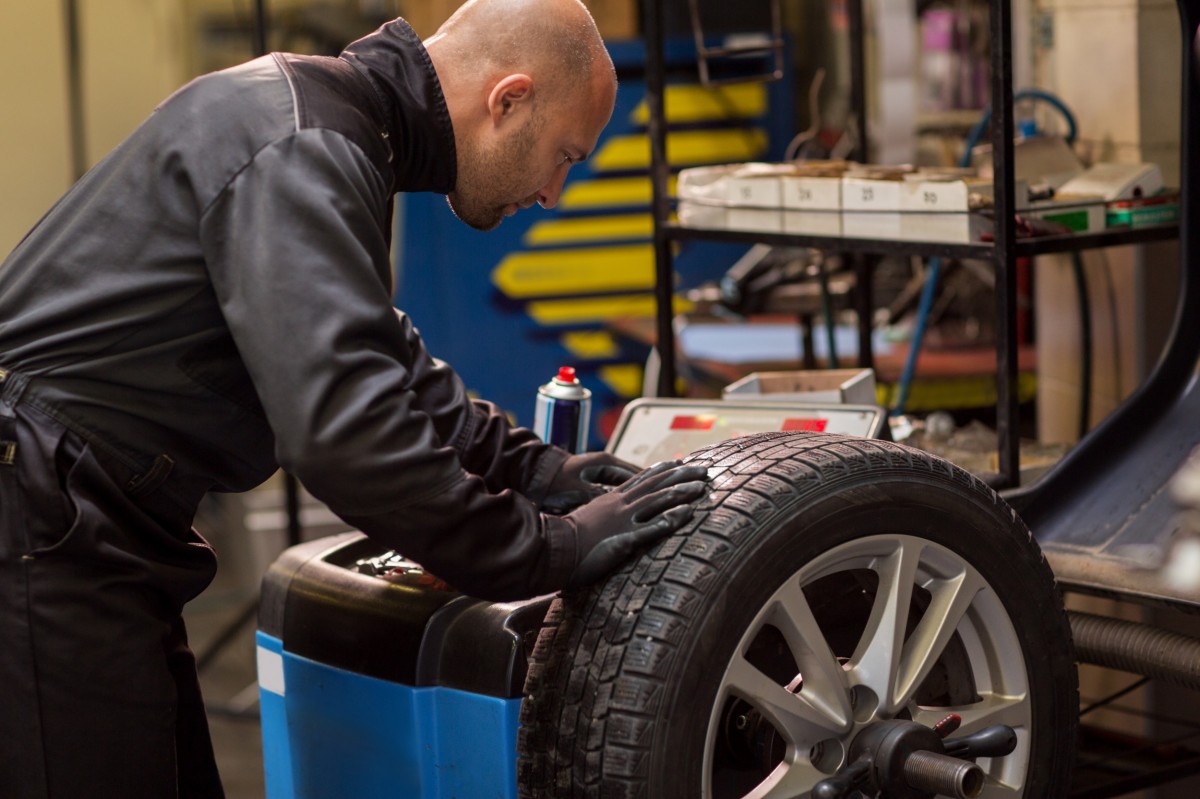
[533,366,592,453]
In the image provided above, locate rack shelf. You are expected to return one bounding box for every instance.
[666,221,1180,260]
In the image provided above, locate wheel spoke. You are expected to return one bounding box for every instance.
[911,692,1029,735]
[725,654,846,744]
[893,568,987,709]
[741,759,828,799]
[769,579,853,732]
[847,539,924,713]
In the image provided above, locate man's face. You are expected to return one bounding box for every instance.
[447,74,614,231]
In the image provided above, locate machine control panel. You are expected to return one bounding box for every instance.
[607,398,886,467]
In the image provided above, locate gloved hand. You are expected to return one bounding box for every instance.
[540,451,641,515]
[561,460,709,589]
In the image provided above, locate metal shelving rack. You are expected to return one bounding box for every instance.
[641,0,1181,488]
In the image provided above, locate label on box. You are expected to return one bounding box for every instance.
[841,177,904,211]
[900,180,978,212]
[727,175,783,208]
[898,178,1027,213]
[781,176,842,210]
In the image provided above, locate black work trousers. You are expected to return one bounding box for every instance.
[0,396,223,798]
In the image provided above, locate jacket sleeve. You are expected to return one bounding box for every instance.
[390,307,570,501]
[197,128,573,599]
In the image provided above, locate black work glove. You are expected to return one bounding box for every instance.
[561,460,709,589]
[540,451,641,515]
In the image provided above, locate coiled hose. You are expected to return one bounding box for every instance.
[1070,610,1200,691]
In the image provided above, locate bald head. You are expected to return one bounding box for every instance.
[427,0,615,108]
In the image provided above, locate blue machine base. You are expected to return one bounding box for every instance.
[257,632,521,799]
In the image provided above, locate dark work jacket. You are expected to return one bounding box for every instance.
[0,19,575,600]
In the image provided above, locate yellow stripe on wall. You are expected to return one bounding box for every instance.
[876,373,1038,412]
[591,129,769,172]
[526,294,694,326]
[559,176,679,211]
[491,244,653,298]
[560,330,620,360]
[598,363,646,399]
[523,214,653,246]
[629,83,768,125]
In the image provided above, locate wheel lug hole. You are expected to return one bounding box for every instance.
[808,738,846,773]
[851,685,879,723]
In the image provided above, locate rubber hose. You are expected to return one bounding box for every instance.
[890,257,941,416]
[1069,611,1200,691]
[963,88,1079,159]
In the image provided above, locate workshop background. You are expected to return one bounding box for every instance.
[1,0,1198,797]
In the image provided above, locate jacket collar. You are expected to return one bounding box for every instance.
[340,19,457,194]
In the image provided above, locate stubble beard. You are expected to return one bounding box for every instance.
[446,116,541,232]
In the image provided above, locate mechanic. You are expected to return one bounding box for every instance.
[0,0,708,795]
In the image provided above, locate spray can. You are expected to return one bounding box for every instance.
[534,366,592,453]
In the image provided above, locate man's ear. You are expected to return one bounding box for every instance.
[487,74,534,127]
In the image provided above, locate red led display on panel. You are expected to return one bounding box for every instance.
[670,415,717,431]
[781,418,828,432]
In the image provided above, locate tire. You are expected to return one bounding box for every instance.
[518,432,1078,798]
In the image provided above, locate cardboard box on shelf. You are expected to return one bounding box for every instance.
[840,166,913,239]
[897,175,1026,243]
[780,160,854,211]
[726,166,790,208]
[841,177,905,212]
[677,201,783,234]
[781,163,846,236]
[677,163,786,208]
[723,369,878,406]
[676,200,725,229]
[899,175,1010,213]
[900,212,993,243]
[782,210,842,237]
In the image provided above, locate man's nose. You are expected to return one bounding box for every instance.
[536,163,571,209]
